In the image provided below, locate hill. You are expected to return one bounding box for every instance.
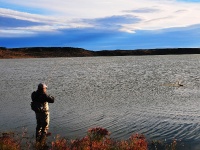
[1,47,200,58]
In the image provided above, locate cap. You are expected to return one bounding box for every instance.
[38,83,48,89]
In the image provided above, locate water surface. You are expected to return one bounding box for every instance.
[1,55,200,148]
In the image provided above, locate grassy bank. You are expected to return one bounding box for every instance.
[0,127,180,150]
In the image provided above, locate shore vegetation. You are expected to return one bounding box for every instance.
[0,127,180,150]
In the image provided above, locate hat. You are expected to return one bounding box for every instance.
[38,83,48,89]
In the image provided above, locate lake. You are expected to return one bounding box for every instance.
[1,55,200,149]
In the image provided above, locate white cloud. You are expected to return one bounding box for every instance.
[1,0,200,35]
[0,8,92,37]
[119,1,200,32]
[0,28,35,37]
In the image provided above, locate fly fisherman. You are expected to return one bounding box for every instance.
[31,83,55,142]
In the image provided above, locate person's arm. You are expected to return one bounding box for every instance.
[45,94,55,103]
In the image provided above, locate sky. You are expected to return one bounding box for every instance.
[0,0,200,50]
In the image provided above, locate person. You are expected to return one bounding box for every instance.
[31,83,55,142]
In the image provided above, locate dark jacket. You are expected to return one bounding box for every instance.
[31,90,54,112]
[32,90,54,103]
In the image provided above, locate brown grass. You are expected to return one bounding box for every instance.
[0,127,179,150]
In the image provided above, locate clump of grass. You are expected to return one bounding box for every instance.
[51,127,148,150]
[87,127,110,142]
[51,127,111,150]
[151,139,178,150]
[166,140,177,150]
[0,132,20,150]
[0,127,179,150]
[0,128,36,150]
[115,133,148,150]
[51,135,69,150]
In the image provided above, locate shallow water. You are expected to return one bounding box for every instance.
[1,55,200,148]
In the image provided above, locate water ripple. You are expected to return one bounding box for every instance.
[1,56,200,148]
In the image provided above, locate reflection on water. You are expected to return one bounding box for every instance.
[1,55,200,148]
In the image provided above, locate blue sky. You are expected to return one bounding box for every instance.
[0,0,200,50]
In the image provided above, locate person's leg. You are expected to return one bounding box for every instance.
[44,112,50,134]
[38,112,50,142]
[36,113,42,141]
[40,112,49,135]
[38,112,50,144]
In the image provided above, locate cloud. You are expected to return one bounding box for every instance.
[0,1,48,15]
[0,8,55,23]
[176,0,200,2]
[1,0,200,50]
[0,16,43,27]
[1,0,200,36]
[84,15,141,30]
[126,8,160,13]
[1,24,200,50]
[0,8,92,37]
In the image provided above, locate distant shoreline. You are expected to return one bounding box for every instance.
[1,47,200,59]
